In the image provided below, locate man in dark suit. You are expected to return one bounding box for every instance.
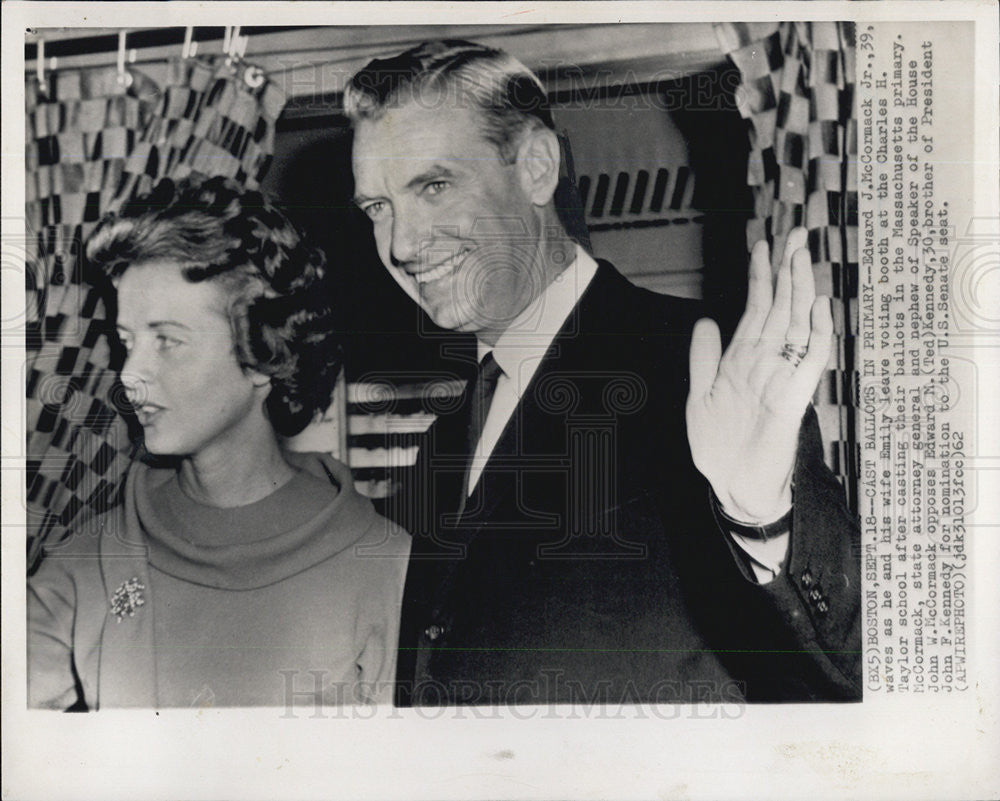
[346,40,861,705]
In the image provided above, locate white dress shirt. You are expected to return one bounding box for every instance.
[467,245,789,582]
[467,245,598,494]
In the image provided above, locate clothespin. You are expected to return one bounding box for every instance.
[36,37,46,89]
[224,25,243,64]
[117,30,133,87]
[222,25,260,86]
[233,30,263,88]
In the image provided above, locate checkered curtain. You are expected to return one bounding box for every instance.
[714,21,859,510]
[110,57,285,204]
[25,56,286,569]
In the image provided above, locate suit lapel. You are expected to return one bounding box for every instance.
[453,262,628,537]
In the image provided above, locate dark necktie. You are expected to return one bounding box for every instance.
[459,352,503,514]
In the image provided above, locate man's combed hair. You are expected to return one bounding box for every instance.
[344,39,555,164]
[86,175,341,438]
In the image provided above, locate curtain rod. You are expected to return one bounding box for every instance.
[24,26,315,62]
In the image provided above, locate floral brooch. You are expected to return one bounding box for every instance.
[110,577,146,622]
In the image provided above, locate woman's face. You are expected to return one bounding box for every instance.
[115,261,268,458]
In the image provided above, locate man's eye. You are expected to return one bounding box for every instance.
[424,181,449,196]
[156,334,181,351]
[363,201,386,220]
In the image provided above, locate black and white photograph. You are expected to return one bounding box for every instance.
[3,3,998,800]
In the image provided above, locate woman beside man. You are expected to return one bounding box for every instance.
[28,176,410,709]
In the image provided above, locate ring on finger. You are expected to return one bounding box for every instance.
[779,342,809,367]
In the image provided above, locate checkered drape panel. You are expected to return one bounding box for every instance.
[110,58,285,206]
[25,57,286,568]
[714,21,859,510]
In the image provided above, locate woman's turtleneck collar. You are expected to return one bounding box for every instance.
[128,454,382,590]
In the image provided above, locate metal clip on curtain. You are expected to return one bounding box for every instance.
[222,25,265,89]
[244,65,266,89]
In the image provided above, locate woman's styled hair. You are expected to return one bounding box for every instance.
[86,175,340,438]
[344,39,555,165]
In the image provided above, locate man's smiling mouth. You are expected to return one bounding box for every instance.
[410,249,470,285]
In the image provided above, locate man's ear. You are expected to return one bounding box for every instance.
[516,126,561,207]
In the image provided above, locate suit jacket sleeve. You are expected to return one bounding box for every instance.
[720,405,862,698]
[651,291,861,700]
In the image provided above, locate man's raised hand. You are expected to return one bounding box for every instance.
[686,227,834,524]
